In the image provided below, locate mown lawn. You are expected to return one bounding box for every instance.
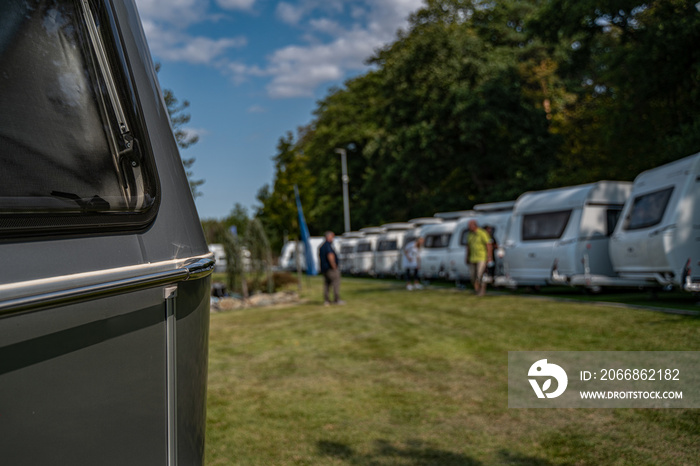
[205,277,700,465]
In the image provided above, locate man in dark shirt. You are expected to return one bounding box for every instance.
[319,231,344,305]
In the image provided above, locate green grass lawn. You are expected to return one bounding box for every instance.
[205,277,700,465]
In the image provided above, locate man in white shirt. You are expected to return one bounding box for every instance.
[403,237,424,290]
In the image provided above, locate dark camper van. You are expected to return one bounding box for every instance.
[0,1,213,464]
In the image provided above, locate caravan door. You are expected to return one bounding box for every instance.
[508,209,573,285]
[611,186,676,281]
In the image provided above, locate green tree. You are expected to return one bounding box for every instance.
[255,132,315,253]
[259,0,700,236]
[201,203,250,245]
[244,218,274,294]
[223,203,250,239]
[529,0,700,183]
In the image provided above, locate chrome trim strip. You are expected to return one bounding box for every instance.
[0,254,215,316]
[164,285,179,466]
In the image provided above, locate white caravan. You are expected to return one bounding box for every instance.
[434,210,475,220]
[374,223,416,277]
[399,218,444,273]
[279,241,296,271]
[609,153,700,292]
[278,237,325,273]
[499,181,632,288]
[474,200,517,214]
[420,221,458,279]
[445,210,513,282]
[353,227,386,275]
[339,231,364,275]
[209,243,227,273]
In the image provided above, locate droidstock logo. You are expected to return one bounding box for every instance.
[528,359,568,399]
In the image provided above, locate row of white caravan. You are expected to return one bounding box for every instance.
[278,152,700,293]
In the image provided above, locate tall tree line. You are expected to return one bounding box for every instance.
[256,0,700,252]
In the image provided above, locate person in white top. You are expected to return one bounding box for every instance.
[403,237,424,290]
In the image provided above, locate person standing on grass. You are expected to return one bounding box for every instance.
[319,231,344,306]
[403,236,424,290]
[465,220,493,296]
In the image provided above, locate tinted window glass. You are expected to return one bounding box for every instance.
[624,187,673,230]
[424,233,451,248]
[606,208,622,236]
[341,245,355,254]
[522,210,571,241]
[356,242,372,253]
[377,239,398,251]
[459,229,469,246]
[0,0,157,230]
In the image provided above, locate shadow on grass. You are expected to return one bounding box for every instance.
[496,449,558,465]
[318,439,478,465]
[318,439,556,465]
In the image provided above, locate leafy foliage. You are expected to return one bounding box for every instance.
[529,0,700,183]
[256,0,700,249]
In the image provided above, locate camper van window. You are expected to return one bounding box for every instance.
[341,245,354,254]
[0,0,158,233]
[459,229,469,246]
[356,242,373,253]
[624,187,674,230]
[522,210,571,241]
[377,240,398,251]
[425,234,451,248]
[606,208,623,236]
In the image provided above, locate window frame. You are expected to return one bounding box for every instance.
[377,239,398,251]
[521,210,572,241]
[0,0,160,237]
[623,187,674,231]
[356,242,373,253]
[424,233,452,249]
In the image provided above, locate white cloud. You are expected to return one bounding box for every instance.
[275,2,304,25]
[262,0,423,98]
[142,20,246,65]
[179,127,209,142]
[309,18,340,35]
[247,105,266,113]
[225,61,268,84]
[135,0,209,27]
[216,0,256,10]
[136,0,423,98]
[264,29,376,97]
[276,0,345,25]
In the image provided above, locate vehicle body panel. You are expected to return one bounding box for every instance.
[610,153,700,290]
[419,221,457,279]
[501,182,631,287]
[374,223,415,277]
[0,1,212,463]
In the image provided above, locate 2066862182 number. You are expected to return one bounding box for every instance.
[600,368,680,381]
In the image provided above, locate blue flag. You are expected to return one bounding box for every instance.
[294,185,317,275]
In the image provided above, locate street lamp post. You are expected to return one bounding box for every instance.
[335,148,351,233]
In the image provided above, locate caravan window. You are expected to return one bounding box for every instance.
[424,233,451,248]
[458,228,470,246]
[356,242,373,253]
[377,239,398,251]
[522,210,571,241]
[624,187,674,230]
[403,234,417,245]
[341,245,355,254]
[0,0,158,234]
[606,208,623,236]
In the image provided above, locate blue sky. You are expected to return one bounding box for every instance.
[133,0,424,219]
